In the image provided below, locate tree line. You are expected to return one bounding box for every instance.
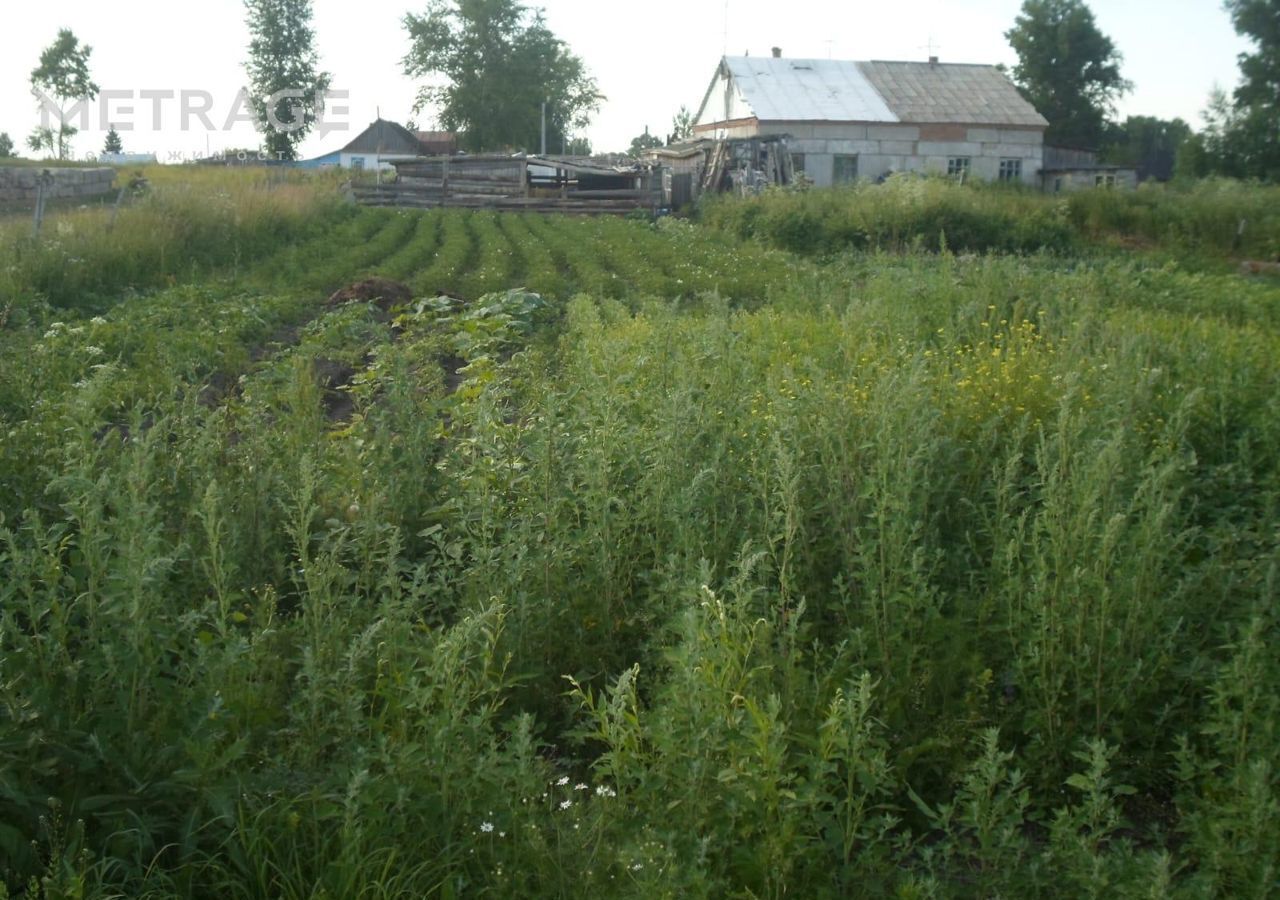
[2,0,1276,179]
[1006,0,1278,181]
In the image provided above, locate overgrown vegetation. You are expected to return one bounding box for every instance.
[1,171,1278,897]
[0,167,345,321]
[700,175,1280,261]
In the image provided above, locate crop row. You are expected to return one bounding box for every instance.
[229,207,805,305]
[3,185,1278,895]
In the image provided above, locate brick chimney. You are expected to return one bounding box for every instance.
[772,46,782,58]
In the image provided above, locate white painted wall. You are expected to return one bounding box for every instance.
[339,151,419,171]
[1042,169,1138,192]
[751,122,1044,187]
[694,68,755,129]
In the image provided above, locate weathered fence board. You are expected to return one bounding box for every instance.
[351,154,658,215]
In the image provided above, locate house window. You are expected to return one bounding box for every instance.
[947,157,971,178]
[1053,177,1064,193]
[833,154,858,183]
[351,157,365,170]
[1095,173,1117,188]
[791,152,805,174]
[998,158,1022,181]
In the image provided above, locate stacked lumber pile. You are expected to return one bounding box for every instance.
[352,187,650,215]
[351,154,659,215]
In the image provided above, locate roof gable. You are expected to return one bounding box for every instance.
[341,119,423,155]
[696,56,1047,128]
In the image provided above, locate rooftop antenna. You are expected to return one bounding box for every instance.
[824,39,834,58]
[919,36,941,62]
[722,0,729,57]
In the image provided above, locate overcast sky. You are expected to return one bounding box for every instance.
[0,0,1251,161]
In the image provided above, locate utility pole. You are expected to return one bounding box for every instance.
[540,98,547,156]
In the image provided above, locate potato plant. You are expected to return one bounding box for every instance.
[0,171,1277,897]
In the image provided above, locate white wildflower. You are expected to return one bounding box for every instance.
[574,783,588,791]
[480,822,494,833]
[559,799,572,810]
[595,785,617,798]
[555,776,569,786]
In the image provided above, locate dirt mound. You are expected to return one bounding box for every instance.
[1239,259,1280,277]
[326,277,414,312]
[196,370,241,408]
[314,357,359,422]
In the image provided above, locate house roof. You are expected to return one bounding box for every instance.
[341,119,423,155]
[719,57,897,123]
[294,150,341,169]
[701,56,1047,128]
[858,61,1048,126]
[416,130,458,153]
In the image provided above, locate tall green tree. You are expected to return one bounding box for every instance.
[1226,0,1280,110]
[403,0,601,153]
[1189,84,1280,180]
[628,126,663,157]
[30,28,99,160]
[103,126,123,154]
[1005,0,1130,148]
[0,133,13,158]
[26,128,56,158]
[669,105,694,144]
[1102,115,1192,181]
[243,0,330,161]
[1220,0,1280,179]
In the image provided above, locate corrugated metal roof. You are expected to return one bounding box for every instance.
[722,57,898,123]
[857,61,1048,127]
[712,57,1046,128]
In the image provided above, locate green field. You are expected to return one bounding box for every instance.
[1,172,1278,898]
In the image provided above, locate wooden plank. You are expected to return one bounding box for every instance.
[352,183,653,216]
[398,170,522,184]
[564,189,649,200]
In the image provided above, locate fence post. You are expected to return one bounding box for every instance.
[32,170,53,238]
[107,183,128,233]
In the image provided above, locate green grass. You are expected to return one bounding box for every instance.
[0,157,104,168]
[0,166,347,319]
[1,176,1278,898]
[700,175,1280,262]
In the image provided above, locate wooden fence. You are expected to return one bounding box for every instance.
[351,155,661,216]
